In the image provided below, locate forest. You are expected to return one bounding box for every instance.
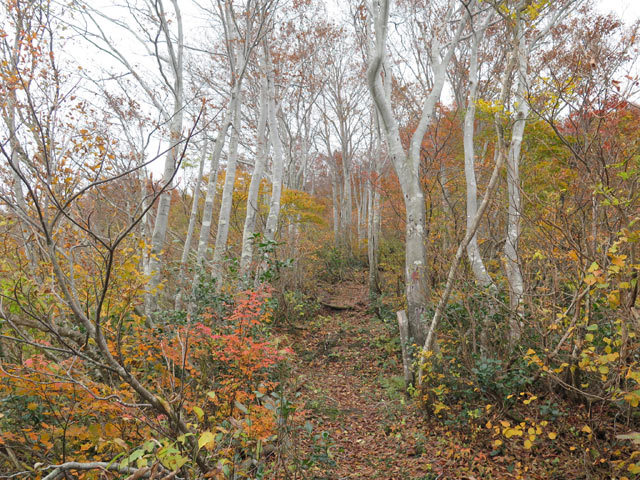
[0,0,639,478]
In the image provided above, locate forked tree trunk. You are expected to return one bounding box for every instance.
[367,0,465,347]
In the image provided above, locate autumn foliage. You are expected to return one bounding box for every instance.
[0,285,291,477]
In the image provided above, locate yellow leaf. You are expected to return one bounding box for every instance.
[504,428,523,438]
[611,255,627,267]
[624,390,640,407]
[548,432,557,440]
[198,431,215,449]
[193,406,204,422]
[581,425,592,434]
[524,439,533,449]
[433,402,449,414]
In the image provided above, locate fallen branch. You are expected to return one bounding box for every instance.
[42,462,142,480]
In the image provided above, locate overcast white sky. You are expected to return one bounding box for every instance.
[69,0,640,180]
[597,0,640,20]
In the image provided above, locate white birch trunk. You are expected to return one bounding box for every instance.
[146,0,184,315]
[211,84,243,285]
[239,64,269,278]
[195,102,234,267]
[368,150,382,295]
[264,51,285,243]
[174,137,207,310]
[463,15,496,291]
[504,26,529,342]
[367,0,465,346]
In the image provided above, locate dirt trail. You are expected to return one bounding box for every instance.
[288,279,439,480]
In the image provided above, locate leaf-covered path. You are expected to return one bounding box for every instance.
[286,278,440,479]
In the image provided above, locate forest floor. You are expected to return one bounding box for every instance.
[281,276,453,480]
[280,276,555,480]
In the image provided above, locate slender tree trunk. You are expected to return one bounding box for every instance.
[356,176,367,248]
[145,0,184,316]
[145,97,183,316]
[464,18,496,291]
[239,64,269,278]
[368,151,382,296]
[212,83,243,285]
[439,161,454,254]
[504,28,529,344]
[331,172,340,245]
[140,170,151,282]
[195,102,234,268]
[340,157,353,252]
[264,49,285,243]
[175,138,207,310]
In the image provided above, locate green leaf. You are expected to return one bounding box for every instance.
[128,449,145,463]
[234,401,249,414]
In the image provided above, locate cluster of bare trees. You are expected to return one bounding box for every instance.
[44,0,343,313]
